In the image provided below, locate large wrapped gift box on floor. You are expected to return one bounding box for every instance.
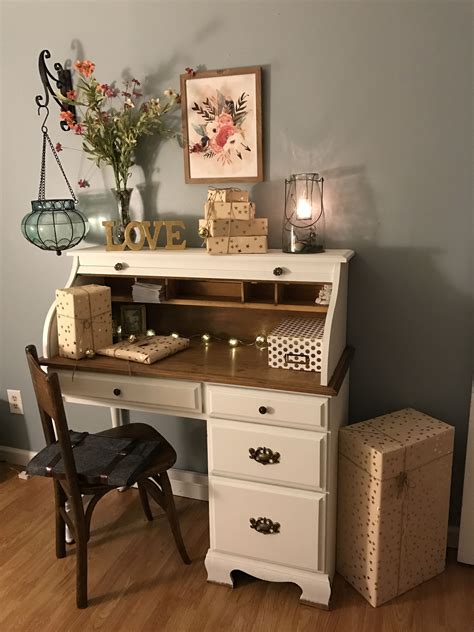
[56,284,113,359]
[337,408,454,607]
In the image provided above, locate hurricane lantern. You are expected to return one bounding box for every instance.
[283,173,325,254]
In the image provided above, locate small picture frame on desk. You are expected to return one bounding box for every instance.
[120,305,146,335]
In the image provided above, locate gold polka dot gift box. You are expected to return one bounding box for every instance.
[56,285,113,360]
[96,335,190,364]
[336,408,454,607]
[267,317,325,372]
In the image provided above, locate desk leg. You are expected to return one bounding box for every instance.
[110,408,130,427]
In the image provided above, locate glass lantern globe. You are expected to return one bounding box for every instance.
[282,173,325,254]
[21,199,89,256]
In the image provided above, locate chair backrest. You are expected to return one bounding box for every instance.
[25,345,81,490]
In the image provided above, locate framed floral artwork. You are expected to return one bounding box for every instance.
[180,66,263,183]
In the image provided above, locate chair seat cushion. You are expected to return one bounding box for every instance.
[27,430,162,487]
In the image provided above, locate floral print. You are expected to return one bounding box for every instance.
[189,90,251,165]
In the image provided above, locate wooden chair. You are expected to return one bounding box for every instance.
[25,345,190,608]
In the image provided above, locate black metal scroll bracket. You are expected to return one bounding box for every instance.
[35,49,76,131]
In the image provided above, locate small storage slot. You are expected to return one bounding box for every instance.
[104,277,134,301]
[277,283,328,307]
[244,281,276,305]
[168,279,243,303]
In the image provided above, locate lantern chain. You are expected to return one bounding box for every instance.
[38,119,78,203]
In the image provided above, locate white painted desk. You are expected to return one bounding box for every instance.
[42,248,353,607]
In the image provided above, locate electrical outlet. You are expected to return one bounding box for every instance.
[7,389,23,414]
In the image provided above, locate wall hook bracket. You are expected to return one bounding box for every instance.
[35,49,76,131]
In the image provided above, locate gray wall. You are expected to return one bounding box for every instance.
[0,1,471,524]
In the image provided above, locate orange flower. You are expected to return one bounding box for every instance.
[66,89,77,100]
[60,110,75,129]
[74,60,95,78]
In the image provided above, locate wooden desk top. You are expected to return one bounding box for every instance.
[41,341,353,397]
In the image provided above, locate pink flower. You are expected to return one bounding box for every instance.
[214,123,236,149]
[185,67,196,77]
[78,179,90,188]
[121,91,132,98]
[132,78,141,86]
[55,142,63,152]
[190,143,203,153]
[132,91,142,98]
[74,60,95,78]
[60,110,75,129]
[66,89,77,100]
[74,123,84,135]
[217,113,233,126]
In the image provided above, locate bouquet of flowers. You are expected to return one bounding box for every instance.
[59,60,179,237]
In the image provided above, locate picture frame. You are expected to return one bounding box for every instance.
[180,66,263,184]
[120,304,146,335]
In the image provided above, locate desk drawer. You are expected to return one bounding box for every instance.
[207,385,327,429]
[209,419,326,490]
[210,477,325,572]
[57,371,202,415]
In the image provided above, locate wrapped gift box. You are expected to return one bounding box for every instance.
[199,218,268,238]
[204,201,256,220]
[56,284,113,359]
[97,335,189,364]
[267,317,325,372]
[207,188,249,203]
[206,235,267,255]
[337,409,454,607]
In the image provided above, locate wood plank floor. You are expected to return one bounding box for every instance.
[0,462,473,632]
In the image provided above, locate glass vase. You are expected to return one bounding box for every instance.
[112,188,133,243]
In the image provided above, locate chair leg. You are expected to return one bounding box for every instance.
[54,481,66,559]
[159,472,191,565]
[76,535,88,609]
[71,500,89,609]
[138,482,153,521]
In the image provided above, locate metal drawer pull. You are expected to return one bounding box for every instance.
[113,388,122,396]
[250,517,280,534]
[249,447,280,465]
[114,262,124,271]
[273,266,283,276]
[284,352,310,367]
[258,406,268,415]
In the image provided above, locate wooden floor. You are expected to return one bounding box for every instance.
[0,463,473,632]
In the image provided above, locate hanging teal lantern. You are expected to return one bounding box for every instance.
[22,198,88,256]
[22,50,88,256]
[21,126,88,256]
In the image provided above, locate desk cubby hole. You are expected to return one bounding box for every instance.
[243,281,276,305]
[276,282,329,309]
[166,279,244,304]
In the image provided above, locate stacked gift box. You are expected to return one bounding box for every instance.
[198,188,268,255]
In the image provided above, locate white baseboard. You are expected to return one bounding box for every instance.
[0,444,209,502]
[0,445,36,466]
[168,469,208,501]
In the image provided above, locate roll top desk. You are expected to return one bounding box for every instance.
[42,247,354,607]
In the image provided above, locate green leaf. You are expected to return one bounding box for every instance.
[192,123,207,137]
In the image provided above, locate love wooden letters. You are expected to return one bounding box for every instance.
[102,220,186,251]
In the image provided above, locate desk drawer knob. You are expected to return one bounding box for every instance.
[114,262,124,271]
[273,267,283,276]
[113,388,122,396]
[250,517,280,535]
[249,447,280,465]
[258,406,268,415]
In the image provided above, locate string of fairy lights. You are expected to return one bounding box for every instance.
[116,328,268,349]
